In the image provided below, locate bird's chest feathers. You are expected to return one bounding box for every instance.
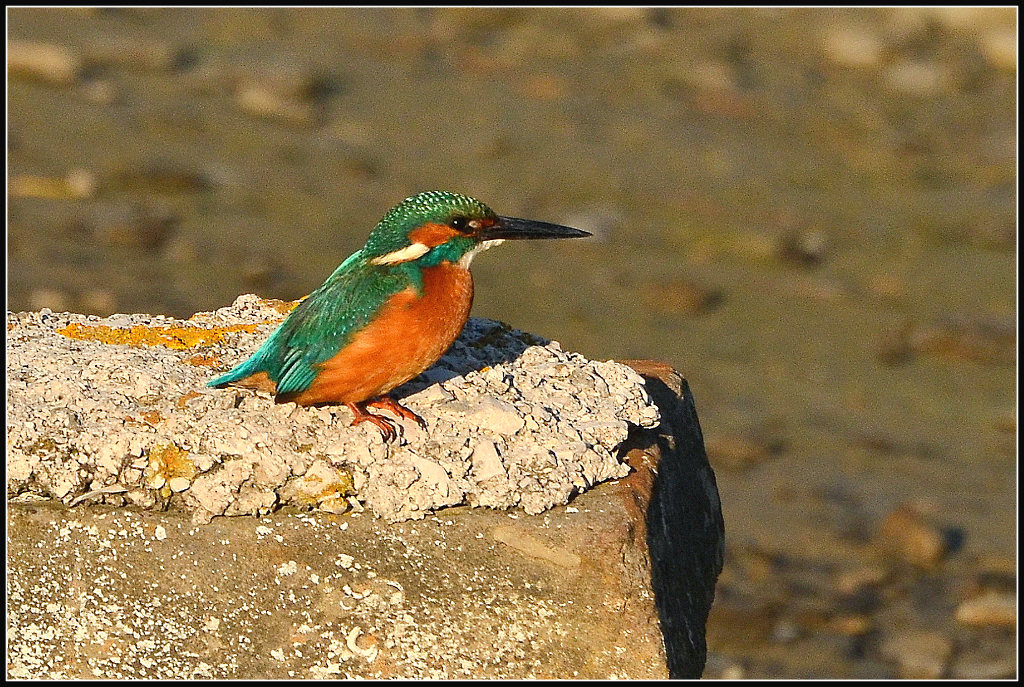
[294,262,474,404]
[388,262,474,341]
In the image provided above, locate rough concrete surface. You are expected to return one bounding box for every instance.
[7,295,659,524]
[7,493,671,680]
[7,300,727,678]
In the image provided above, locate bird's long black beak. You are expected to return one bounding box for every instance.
[481,216,591,241]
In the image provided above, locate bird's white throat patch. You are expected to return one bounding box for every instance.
[370,242,431,265]
[458,239,504,268]
[371,239,504,268]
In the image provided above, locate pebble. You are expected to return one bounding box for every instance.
[876,503,952,568]
[236,84,317,127]
[718,664,745,680]
[881,8,933,42]
[778,229,828,267]
[234,61,335,127]
[875,322,915,366]
[87,204,179,252]
[9,169,97,200]
[879,630,952,679]
[955,590,1016,628]
[928,7,1013,33]
[642,279,723,317]
[240,254,283,289]
[979,28,1017,71]
[877,315,1016,366]
[865,273,906,301]
[28,289,70,313]
[950,654,1017,679]
[111,161,213,194]
[589,7,650,25]
[705,433,782,471]
[83,37,186,72]
[79,289,117,315]
[826,614,873,636]
[8,40,82,85]
[160,236,199,264]
[667,60,737,94]
[927,314,1016,364]
[884,59,948,97]
[821,26,884,68]
[769,617,800,644]
[80,78,124,105]
[319,118,373,147]
[835,565,889,595]
[518,74,567,102]
[317,495,350,515]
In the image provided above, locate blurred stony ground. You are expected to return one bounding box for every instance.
[6,7,1017,678]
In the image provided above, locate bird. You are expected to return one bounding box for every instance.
[208,190,590,441]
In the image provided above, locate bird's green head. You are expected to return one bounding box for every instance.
[362,190,589,269]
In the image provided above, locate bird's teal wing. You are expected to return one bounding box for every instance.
[208,255,417,395]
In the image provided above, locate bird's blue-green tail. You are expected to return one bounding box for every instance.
[207,348,269,388]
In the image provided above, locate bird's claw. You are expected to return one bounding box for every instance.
[349,410,398,442]
[347,397,426,442]
[365,396,428,430]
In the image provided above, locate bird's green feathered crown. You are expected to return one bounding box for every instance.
[362,190,496,258]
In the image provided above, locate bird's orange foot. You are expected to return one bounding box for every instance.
[346,402,399,442]
[365,396,428,430]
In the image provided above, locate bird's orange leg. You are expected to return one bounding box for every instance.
[345,402,398,442]
[365,396,428,430]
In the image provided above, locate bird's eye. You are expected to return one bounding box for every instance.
[450,216,469,232]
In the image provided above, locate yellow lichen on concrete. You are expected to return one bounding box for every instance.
[317,470,356,502]
[56,322,260,350]
[279,461,355,514]
[144,443,197,497]
[53,296,303,351]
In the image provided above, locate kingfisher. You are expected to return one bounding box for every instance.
[209,190,589,441]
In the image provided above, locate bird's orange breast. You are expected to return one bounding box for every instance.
[281,262,474,406]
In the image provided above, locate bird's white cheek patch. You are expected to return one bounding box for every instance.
[458,239,504,268]
[371,243,431,265]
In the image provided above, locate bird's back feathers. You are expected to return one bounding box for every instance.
[208,252,421,395]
